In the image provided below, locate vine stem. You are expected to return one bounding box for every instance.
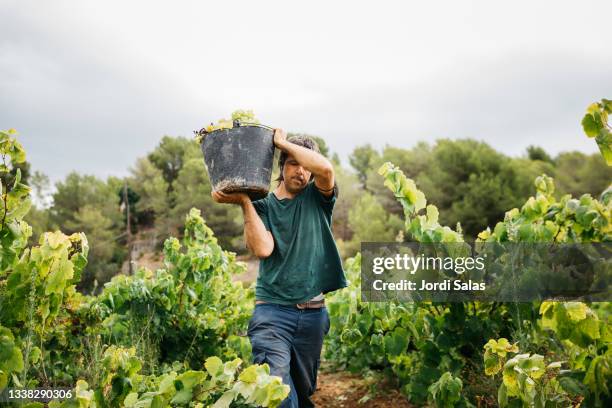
[133,303,155,351]
[177,280,186,316]
[1,154,8,230]
[40,336,48,385]
[39,257,57,386]
[20,262,36,387]
[184,318,202,365]
[193,380,234,401]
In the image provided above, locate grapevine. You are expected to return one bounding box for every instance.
[0,129,288,407]
[325,116,611,405]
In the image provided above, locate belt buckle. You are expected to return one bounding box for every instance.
[296,302,307,309]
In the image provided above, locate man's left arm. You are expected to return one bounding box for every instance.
[274,129,335,197]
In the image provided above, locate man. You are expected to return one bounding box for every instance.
[212,128,347,407]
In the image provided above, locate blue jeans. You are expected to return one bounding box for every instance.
[247,303,330,408]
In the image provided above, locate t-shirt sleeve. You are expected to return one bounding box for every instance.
[252,198,271,231]
[310,181,338,215]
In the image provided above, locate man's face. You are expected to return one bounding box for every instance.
[282,155,311,193]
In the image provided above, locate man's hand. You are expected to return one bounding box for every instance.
[211,190,249,205]
[273,128,288,149]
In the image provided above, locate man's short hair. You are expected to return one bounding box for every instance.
[276,135,320,184]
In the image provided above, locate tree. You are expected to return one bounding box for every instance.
[330,163,362,244]
[50,172,122,232]
[147,136,195,193]
[526,145,553,163]
[356,139,552,239]
[170,156,243,251]
[338,192,403,258]
[49,172,125,290]
[24,171,52,245]
[349,144,379,188]
[415,139,533,238]
[365,143,432,217]
[117,183,140,231]
[553,152,612,198]
[128,156,171,229]
[29,170,52,209]
[66,205,119,290]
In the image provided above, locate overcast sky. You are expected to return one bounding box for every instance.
[1,0,610,185]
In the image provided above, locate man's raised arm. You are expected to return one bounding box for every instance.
[274,129,335,196]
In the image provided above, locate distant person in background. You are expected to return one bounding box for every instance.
[212,129,347,408]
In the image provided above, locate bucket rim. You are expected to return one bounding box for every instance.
[198,123,274,140]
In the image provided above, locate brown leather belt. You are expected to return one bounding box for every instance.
[255,299,325,309]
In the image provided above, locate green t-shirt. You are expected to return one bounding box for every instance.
[251,181,347,304]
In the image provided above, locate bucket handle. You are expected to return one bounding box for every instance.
[232,120,275,131]
[194,121,275,142]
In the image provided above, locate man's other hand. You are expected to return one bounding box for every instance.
[211,190,249,205]
[273,128,287,149]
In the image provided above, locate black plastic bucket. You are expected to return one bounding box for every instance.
[200,123,275,200]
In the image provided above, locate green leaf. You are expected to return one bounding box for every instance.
[110,376,132,402]
[484,352,502,376]
[564,302,587,321]
[45,255,74,295]
[205,356,223,376]
[176,370,205,389]
[0,371,7,390]
[383,327,409,356]
[426,205,439,225]
[46,231,65,249]
[378,162,392,176]
[0,327,24,374]
[8,139,26,163]
[74,380,93,407]
[558,376,585,395]
[584,355,609,395]
[498,382,508,407]
[151,395,165,408]
[576,317,600,341]
[12,168,21,188]
[595,128,612,165]
[238,365,258,384]
[539,301,554,316]
[158,372,177,394]
[582,113,601,137]
[21,403,44,408]
[29,346,41,364]
[171,388,193,405]
[484,338,519,357]
[123,392,139,407]
[212,390,237,408]
[223,358,242,377]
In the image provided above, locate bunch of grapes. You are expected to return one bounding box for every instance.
[195,110,260,143]
[230,109,259,125]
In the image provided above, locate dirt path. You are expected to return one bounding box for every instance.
[312,367,415,408]
[233,255,259,283]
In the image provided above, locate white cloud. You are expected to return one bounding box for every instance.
[1,0,609,183]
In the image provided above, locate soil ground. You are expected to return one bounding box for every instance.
[312,364,415,408]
